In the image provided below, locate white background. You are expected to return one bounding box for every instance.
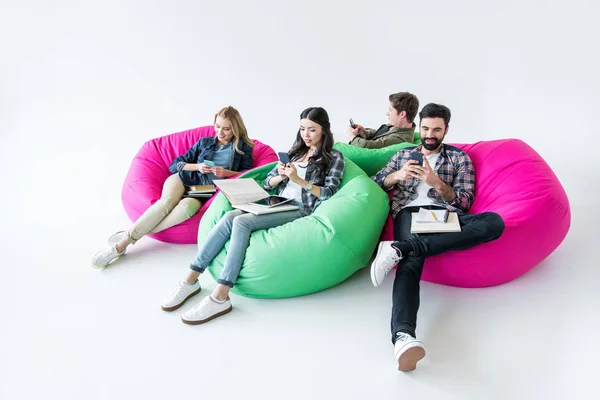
[1,1,599,399]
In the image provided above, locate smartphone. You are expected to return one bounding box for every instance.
[203,160,215,167]
[409,152,424,166]
[278,152,290,165]
[349,118,356,128]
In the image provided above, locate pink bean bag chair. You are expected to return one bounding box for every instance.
[380,139,570,287]
[121,126,278,244]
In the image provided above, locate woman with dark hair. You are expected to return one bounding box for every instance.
[161,107,345,324]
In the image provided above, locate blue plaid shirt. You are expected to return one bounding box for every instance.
[372,144,475,218]
[264,149,345,216]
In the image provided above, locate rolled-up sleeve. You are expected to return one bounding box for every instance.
[169,142,201,174]
[263,164,281,190]
[371,151,402,191]
[449,154,475,212]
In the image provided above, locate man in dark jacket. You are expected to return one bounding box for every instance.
[346,92,419,149]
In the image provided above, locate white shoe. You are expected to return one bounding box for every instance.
[394,333,426,372]
[181,295,232,325]
[161,280,201,311]
[91,245,126,269]
[370,241,402,287]
[108,230,126,246]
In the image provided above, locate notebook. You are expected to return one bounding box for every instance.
[411,210,461,233]
[415,208,449,223]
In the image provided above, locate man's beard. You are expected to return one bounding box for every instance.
[422,137,442,151]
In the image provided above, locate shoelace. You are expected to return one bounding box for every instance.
[99,246,118,259]
[383,252,400,272]
[396,333,411,342]
[190,298,210,314]
[171,281,187,298]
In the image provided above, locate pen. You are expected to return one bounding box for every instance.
[430,211,438,222]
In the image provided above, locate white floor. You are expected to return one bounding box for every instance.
[2,1,600,399]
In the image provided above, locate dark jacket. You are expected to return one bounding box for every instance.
[350,124,415,149]
[169,136,254,186]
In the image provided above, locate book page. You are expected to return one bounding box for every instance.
[214,178,270,205]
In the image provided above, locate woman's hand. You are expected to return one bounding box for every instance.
[197,163,213,174]
[284,163,299,183]
[277,161,287,178]
[212,166,227,178]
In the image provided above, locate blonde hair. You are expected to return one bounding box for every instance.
[214,106,254,155]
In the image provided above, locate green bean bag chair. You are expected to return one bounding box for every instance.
[333,132,422,176]
[197,158,389,298]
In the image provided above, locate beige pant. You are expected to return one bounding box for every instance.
[126,174,201,244]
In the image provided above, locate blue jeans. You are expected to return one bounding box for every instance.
[190,209,302,287]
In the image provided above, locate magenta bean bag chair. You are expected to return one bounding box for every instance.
[380,139,570,287]
[121,125,278,244]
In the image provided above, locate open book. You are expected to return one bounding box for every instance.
[411,209,461,233]
[214,179,299,215]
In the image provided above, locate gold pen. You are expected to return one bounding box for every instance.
[430,211,438,222]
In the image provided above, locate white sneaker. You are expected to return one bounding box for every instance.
[108,230,126,246]
[91,245,126,269]
[370,241,402,287]
[394,333,426,372]
[161,280,201,311]
[181,295,232,325]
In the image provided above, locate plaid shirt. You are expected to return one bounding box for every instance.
[372,144,475,218]
[264,149,345,216]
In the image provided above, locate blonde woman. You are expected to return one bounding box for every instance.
[92,106,254,268]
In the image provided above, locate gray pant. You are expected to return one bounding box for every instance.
[190,209,302,287]
[126,174,201,243]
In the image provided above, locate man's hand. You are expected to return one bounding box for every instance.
[383,160,420,187]
[197,163,213,174]
[345,124,366,141]
[417,157,456,202]
[413,156,442,187]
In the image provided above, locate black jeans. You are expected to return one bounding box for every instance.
[390,206,505,342]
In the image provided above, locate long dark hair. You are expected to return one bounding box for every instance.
[288,107,334,177]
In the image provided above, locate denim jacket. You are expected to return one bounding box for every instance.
[263,149,345,216]
[169,137,254,186]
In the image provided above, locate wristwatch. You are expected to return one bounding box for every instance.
[305,182,313,191]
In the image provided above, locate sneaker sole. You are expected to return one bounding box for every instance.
[370,242,386,287]
[108,230,126,246]
[181,304,233,325]
[397,345,426,372]
[161,287,202,312]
